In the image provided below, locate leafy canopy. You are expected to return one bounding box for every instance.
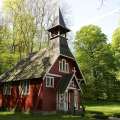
[74,25,115,100]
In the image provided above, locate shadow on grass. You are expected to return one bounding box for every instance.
[2,109,119,120]
[87,111,109,120]
[113,113,120,118]
[0,112,33,120]
[0,111,101,120]
[0,112,84,120]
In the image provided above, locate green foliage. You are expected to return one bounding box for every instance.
[4,0,37,59]
[75,25,116,100]
[112,27,120,69]
[0,0,38,74]
[112,28,120,51]
[13,13,36,58]
[111,27,120,100]
[0,26,18,74]
[0,0,54,75]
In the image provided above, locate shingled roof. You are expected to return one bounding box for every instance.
[0,48,58,82]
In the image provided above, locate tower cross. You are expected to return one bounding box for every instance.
[72,67,76,74]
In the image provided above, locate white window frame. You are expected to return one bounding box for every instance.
[19,80,29,96]
[46,76,54,88]
[66,63,69,73]
[3,83,11,95]
[59,59,69,73]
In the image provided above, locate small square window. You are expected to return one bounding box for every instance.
[46,76,54,88]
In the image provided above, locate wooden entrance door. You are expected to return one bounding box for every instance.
[68,90,74,111]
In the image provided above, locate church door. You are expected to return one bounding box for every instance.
[68,90,74,111]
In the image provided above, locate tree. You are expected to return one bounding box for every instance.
[112,27,120,78]
[0,25,18,74]
[3,0,37,60]
[112,27,120,68]
[74,25,115,100]
[0,0,71,75]
[111,27,120,100]
[3,0,62,58]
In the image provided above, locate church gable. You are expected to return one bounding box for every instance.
[45,55,83,93]
[48,56,82,79]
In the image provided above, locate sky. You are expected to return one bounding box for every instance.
[0,0,120,41]
[61,0,120,42]
[0,0,2,10]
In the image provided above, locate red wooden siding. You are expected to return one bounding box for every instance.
[0,79,43,111]
[42,77,59,111]
[49,56,82,79]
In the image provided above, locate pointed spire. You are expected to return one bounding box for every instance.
[58,8,67,28]
[48,8,70,34]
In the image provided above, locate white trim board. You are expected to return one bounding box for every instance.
[66,74,83,94]
[46,73,62,77]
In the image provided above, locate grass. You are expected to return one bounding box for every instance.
[0,102,119,120]
[0,112,94,120]
[85,101,120,115]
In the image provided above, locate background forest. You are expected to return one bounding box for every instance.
[0,0,120,101]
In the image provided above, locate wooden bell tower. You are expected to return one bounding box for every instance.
[48,9,70,40]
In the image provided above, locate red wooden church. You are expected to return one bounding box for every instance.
[0,9,85,112]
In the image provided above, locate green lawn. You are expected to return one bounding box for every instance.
[0,112,93,120]
[86,101,120,115]
[0,102,120,120]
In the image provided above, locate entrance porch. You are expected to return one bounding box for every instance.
[57,88,80,112]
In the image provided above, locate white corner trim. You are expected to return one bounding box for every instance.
[66,74,83,94]
[74,74,83,94]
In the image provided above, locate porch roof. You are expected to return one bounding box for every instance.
[58,74,73,93]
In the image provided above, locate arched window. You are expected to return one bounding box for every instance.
[59,59,69,73]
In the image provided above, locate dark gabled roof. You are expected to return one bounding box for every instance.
[0,48,58,82]
[59,37,74,59]
[59,74,73,93]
